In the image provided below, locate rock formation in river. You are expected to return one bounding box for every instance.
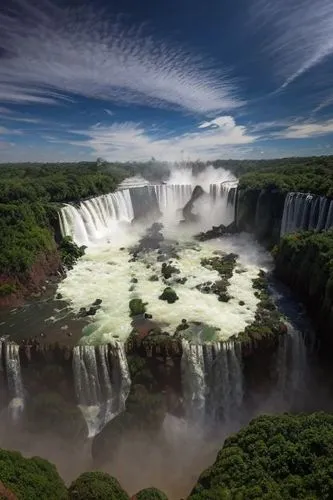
[181,185,205,223]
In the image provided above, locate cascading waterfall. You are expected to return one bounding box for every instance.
[128,185,160,220]
[276,323,308,406]
[59,190,134,245]
[181,342,206,423]
[153,184,193,219]
[208,183,238,226]
[73,343,130,437]
[4,343,24,421]
[59,179,239,246]
[280,192,333,236]
[181,341,243,424]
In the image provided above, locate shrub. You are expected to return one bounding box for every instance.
[68,471,129,499]
[134,487,168,499]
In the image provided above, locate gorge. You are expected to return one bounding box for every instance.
[1,160,333,499]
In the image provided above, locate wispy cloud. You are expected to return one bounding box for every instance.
[69,116,256,161]
[252,0,333,88]
[104,109,114,117]
[1,115,42,124]
[274,119,333,139]
[313,95,333,114]
[0,0,242,113]
[0,126,22,135]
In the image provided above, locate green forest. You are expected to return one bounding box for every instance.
[190,412,333,500]
[237,159,333,196]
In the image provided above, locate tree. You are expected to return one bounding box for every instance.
[68,471,129,499]
[189,413,333,500]
[0,449,67,500]
[134,487,168,499]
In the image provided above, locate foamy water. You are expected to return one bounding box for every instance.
[57,231,265,344]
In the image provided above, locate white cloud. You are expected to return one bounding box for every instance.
[198,116,236,129]
[0,0,242,113]
[70,116,256,161]
[104,109,114,117]
[275,119,333,139]
[252,0,333,88]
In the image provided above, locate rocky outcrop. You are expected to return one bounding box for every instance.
[254,188,286,247]
[182,185,205,223]
[194,221,238,241]
[236,187,286,248]
[0,482,17,500]
[274,232,333,349]
[0,250,62,308]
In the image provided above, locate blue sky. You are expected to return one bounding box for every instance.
[1,0,333,162]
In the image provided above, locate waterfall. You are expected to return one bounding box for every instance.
[181,342,206,423]
[153,184,193,217]
[280,192,333,236]
[118,175,151,189]
[325,200,333,229]
[59,190,134,246]
[4,343,24,421]
[209,183,237,226]
[73,343,130,437]
[129,185,160,220]
[181,341,243,424]
[59,181,239,245]
[276,324,308,407]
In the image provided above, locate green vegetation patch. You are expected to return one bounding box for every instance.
[135,487,168,499]
[200,253,238,303]
[59,236,86,270]
[0,203,56,276]
[0,284,17,297]
[68,471,129,500]
[274,230,333,330]
[189,412,333,500]
[238,160,333,196]
[238,270,285,343]
[0,448,67,500]
[129,298,147,317]
[158,287,179,304]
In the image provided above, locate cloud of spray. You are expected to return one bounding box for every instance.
[166,164,237,190]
